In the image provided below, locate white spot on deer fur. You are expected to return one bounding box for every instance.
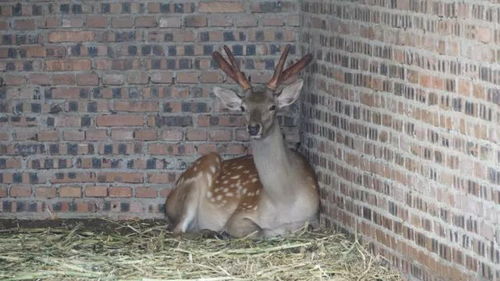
[223,180,229,184]
[230,175,240,180]
[241,188,247,195]
[237,165,244,169]
[226,192,234,197]
[253,205,258,210]
[243,170,250,174]
[193,165,198,172]
[223,188,229,192]
[205,173,212,184]
[251,177,258,183]
[255,189,261,195]
[216,195,223,201]
[210,165,216,174]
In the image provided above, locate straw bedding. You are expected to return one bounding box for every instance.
[0,219,402,281]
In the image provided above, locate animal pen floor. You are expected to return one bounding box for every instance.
[0,219,403,281]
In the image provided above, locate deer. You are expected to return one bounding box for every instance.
[165,45,319,238]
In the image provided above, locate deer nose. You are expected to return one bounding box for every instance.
[247,124,261,136]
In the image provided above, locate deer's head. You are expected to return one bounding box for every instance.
[212,45,312,139]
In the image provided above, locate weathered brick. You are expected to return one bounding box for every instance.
[135,16,156,28]
[96,115,143,127]
[10,186,31,197]
[59,186,81,197]
[46,59,91,71]
[113,101,159,112]
[199,2,244,13]
[84,186,108,197]
[135,187,157,198]
[76,73,99,86]
[109,187,132,197]
[184,15,207,27]
[48,31,94,42]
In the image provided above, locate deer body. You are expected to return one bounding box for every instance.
[165,45,319,238]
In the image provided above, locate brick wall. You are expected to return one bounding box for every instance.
[0,1,301,219]
[299,1,499,281]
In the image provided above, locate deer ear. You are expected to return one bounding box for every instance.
[213,87,242,111]
[276,79,304,108]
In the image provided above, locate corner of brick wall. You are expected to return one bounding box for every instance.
[0,1,301,220]
[299,1,500,281]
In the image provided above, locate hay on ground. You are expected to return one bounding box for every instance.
[0,220,402,281]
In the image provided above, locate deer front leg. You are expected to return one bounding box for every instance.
[225,213,263,238]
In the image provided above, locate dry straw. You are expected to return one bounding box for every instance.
[0,219,402,281]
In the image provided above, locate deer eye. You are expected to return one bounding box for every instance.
[240,106,246,112]
[269,105,276,111]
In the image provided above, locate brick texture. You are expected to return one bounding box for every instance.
[3,1,499,281]
[299,1,500,281]
[0,1,300,220]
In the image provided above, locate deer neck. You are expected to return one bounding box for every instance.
[251,120,293,200]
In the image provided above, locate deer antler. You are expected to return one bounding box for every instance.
[267,45,313,91]
[212,45,251,90]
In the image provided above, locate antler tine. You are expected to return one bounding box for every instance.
[212,51,238,82]
[212,46,251,89]
[266,45,290,90]
[278,53,313,84]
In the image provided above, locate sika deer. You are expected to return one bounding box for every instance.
[165,45,319,238]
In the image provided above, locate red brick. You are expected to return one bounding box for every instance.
[209,129,232,141]
[112,17,134,28]
[111,129,134,140]
[10,186,32,197]
[127,71,149,84]
[186,129,207,141]
[14,19,35,30]
[199,2,245,13]
[134,129,157,141]
[109,187,132,197]
[0,187,7,198]
[46,59,91,71]
[85,186,108,197]
[35,187,57,198]
[184,15,207,27]
[200,71,223,83]
[87,15,107,28]
[4,158,21,169]
[86,129,108,141]
[135,187,158,198]
[4,75,26,85]
[76,73,99,86]
[135,16,157,27]
[59,186,81,198]
[114,101,159,112]
[62,17,85,28]
[148,173,177,184]
[103,74,124,85]
[29,73,51,85]
[63,130,85,141]
[159,17,182,28]
[25,46,46,57]
[96,115,144,127]
[177,72,199,83]
[100,173,143,183]
[37,130,59,141]
[151,72,173,84]
[52,74,76,85]
[48,31,95,42]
